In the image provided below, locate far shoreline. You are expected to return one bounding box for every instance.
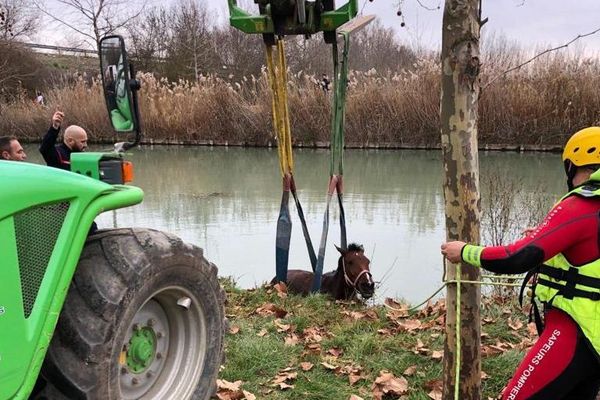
[22,138,563,153]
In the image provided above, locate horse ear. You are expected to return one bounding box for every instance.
[334,244,346,255]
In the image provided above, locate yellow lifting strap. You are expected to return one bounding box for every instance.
[265,40,294,177]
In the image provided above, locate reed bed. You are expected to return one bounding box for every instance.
[3,52,600,148]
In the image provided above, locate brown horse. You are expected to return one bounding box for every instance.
[273,243,375,300]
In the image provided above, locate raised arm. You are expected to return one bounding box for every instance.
[39,111,64,166]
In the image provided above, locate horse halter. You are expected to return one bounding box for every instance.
[342,253,373,289]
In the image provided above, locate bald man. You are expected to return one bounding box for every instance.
[39,111,88,170]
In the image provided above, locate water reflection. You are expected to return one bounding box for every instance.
[24,145,564,304]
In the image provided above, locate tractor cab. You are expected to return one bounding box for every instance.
[69,35,141,185]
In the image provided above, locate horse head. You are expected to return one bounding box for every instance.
[335,243,374,299]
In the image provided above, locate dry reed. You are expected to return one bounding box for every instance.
[2,51,599,148]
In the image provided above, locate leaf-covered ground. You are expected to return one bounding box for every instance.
[216,279,534,400]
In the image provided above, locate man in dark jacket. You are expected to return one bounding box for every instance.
[39,111,88,170]
[39,111,97,234]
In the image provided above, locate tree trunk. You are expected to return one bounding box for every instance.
[440,0,482,399]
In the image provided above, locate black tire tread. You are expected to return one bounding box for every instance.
[39,228,226,400]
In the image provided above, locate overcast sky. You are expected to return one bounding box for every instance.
[40,0,600,55]
[211,0,600,54]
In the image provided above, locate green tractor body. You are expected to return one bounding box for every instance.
[0,35,225,400]
[0,162,143,399]
[228,0,358,43]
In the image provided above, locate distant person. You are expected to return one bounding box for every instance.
[35,92,45,106]
[0,136,27,161]
[321,74,331,92]
[39,111,88,170]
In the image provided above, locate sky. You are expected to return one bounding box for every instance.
[39,0,600,55]
[213,0,600,55]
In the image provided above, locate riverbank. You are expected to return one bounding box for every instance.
[218,278,532,399]
[3,51,599,149]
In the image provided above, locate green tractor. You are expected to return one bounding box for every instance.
[0,36,225,400]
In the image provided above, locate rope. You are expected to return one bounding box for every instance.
[454,262,461,400]
[383,264,529,400]
[265,42,293,176]
[266,40,317,281]
[313,32,351,292]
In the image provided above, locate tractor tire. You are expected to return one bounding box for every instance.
[39,228,226,400]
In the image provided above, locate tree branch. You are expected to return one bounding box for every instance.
[414,0,440,11]
[483,26,600,90]
[32,1,96,41]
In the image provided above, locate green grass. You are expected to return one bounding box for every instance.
[218,278,530,399]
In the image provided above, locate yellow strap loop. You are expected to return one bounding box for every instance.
[265,40,293,176]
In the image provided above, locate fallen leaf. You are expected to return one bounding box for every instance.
[216,379,246,400]
[242,391,256,400]
[428,389,442,400]
[342,310,379,321]
[349,373,363,385]
[327,348,344,358]
[431,350,444,360]
[257,329,268,337]
[274,319,291,332]
[255,303,288,318]
[284,333,299,346]
[384,298,406,309]
[397,319,422,332]
[300,362,314,371]
[414,338,430,355]
[349,395,364,400]
[304,343,322,353]
[403,365,417,376]
[527,322,538,337]
[273,282,288,298]
[481,371,489,380]
[377,328,393,336]
[424,379,443,391]
[217,380,243,392]
[271,370,297,387]
[321,362,338,371]
[276,382,294,390]
[508,317,523,331]
[303,327,325,343]
[229,325,240,335]
[372,370,409,400]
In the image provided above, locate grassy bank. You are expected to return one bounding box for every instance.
[218,279,533,399]
[3,52,599,148]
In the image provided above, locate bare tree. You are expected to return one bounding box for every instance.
[212,26,264,78]
[127,6,169,73]
[350,20,416,72]
[0,0,41,41]
[34,0,146,48]
[164,0,218,81]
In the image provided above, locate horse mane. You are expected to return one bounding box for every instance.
[347,243,364,252]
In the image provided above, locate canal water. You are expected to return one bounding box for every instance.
[25,145,565,304]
